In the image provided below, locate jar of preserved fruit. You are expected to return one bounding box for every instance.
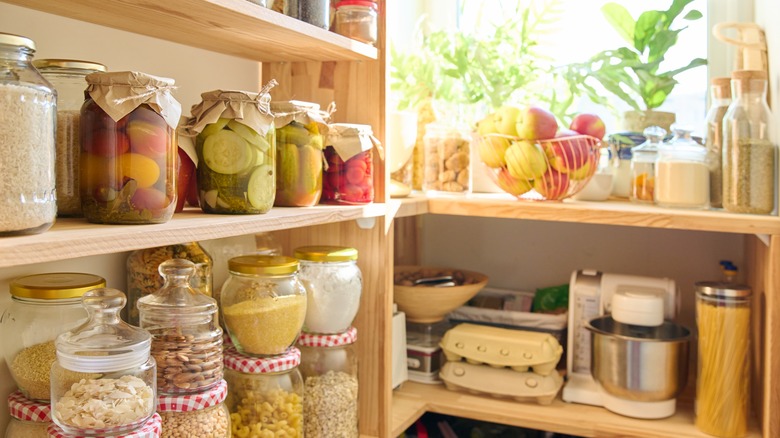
[271,100,328,207]
[34,59,107,217]
[157,379,230,438]
[6,391,52,438]
[629,126,665,204]
[422,123,471,194]
[333,1,378,46]
[1,272,105,401]
[175,116,198,213]
[80,71,181,224]
[51,288,156,436]
[47,413,162,438]
[655,125,709,209]
[223,347,304,437]
[221,255,307,356]
[323,123,380,204]
[0,32,57,236]
[138,259,222,395]
[298,328,359,438]
[294,245,362,334]
[285,0,330,29]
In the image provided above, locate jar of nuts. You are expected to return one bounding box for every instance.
[423,123,471,194]
[157,379,230,438]
[47,413,162,438]
[137,259,223,395]
[6,391,52,438]
[223,346,304,437]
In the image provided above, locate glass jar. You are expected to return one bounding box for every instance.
[298,328,359,438]
[285,0,330,29]
[51,288,156,436]
[629,126,666,204]
[333,1,378,46]
[34,59,107,217]
[80,71,180,224]
[126,242,213,325]
[695,282,751,438]
[704,77,731,209]
[158,379,230,438]
[722,70,776,214]
[138,259,222,395]
[223,347,304,437]
[0,33,57,236]
[654,125,709,209]
[175,117,197,213]
[6,391,52,438]
[295,245,362,334]
[323,123,378,204]
[221,255,307,356]
[1,272,105,401]
[607,132,645,198]
[422,123,471,194]
[47,413,162,438]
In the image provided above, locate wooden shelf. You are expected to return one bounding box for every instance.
[392,382,762,438]
[1,0,377,62]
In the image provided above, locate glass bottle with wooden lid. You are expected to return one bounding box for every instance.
[704,77,731,209]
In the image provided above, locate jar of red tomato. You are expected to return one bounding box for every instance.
[80,71,182,224]
[323,123,380,204]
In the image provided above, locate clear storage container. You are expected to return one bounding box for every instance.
[1,272,105,401]
[158,379,230,438]
[285,0,330,29]
[704,77,731,209]
[422,123,471,194]
[47,413,162,438]
[295,245,362,334]
[298,328,359,438]
[138,259,222,395]
[654,125,709,209]
[323,123,378,204]
[6,391,52,438]
[629,126,665,204]
[333,1,378,46]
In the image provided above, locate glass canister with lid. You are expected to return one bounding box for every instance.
[51,288,157,436]
[0,32,57,236]
[157,379,230,438]
[223,346,304,437]
[333,1,378,46]
[295,245,362,334]
[323,123,380,204]
[629,126,666,204]
[6,391,52,438]
[221,255,307,356]
[138,259,222,395]
[654,125,709,209]
[285,0,330,29]
[47,413,162,438]
[422,122,471,194]
[298,328,359,438]
[1,272,105,401]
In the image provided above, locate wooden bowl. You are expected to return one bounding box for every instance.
[393,266,489,323]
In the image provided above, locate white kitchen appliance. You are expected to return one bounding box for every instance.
[562,270,677,406]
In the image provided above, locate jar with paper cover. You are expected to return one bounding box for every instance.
[323,123,379,204]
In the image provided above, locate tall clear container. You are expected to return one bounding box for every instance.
[704,77,731,209]
[722,70,776,214]
[422,123,471,194]
[629,126,666,204]
[655,125,709,209]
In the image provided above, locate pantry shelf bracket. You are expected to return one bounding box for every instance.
[755,233,770,247]
[356,217,376,229]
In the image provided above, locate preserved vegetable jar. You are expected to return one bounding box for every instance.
[294,245,362,334]
[47,413,162,438]
[723,70,776,214]
[6,391,52,438]
[51,288,156,436]
[1,272,105,401]
[298,328,359,438]
[704,77,731,209]
[126,242,213,325]
[158,379,230,438]
[0,32,56,236]
[422,123,471,194]
[695,282,751,438]
[629,126,665,204]
[34,59,107,217]
[221,255,307,356]
[80,71,181,224]
[285,0,330,29]
[655,125,709,209]
[223,347,304,437]
[323,123,380,204]
[333,1,378,46]
[138,259,222,395]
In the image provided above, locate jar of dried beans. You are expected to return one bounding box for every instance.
[323,123,380,204]
[333,1,378,46]
[157,379,230,438]
[6,391,52,438]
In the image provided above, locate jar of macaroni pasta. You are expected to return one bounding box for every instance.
[6,391,52,438]
[223,347,304,437]
[47,413,162,438]
[157,379,230,438]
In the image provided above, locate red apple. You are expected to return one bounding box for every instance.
[570,113,606,140]
[545,130,589,173]
[534,168,570,200]
[515,105,558,140]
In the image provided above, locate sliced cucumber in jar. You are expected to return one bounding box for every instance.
[202,130,254,175]
[247,164,275,210]
[201,118,231,138]
[228,120,270,151]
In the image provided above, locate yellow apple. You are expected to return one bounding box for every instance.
[496,168,532,196]
[493,106,521,136]
[505,140,548,180]
[479,136,511,168]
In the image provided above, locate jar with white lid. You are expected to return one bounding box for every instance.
[295,245,362,334]
[47,413,162,438]
[157,379,230,438]
[298,328,359,438]
[629,126,666,204]
[654,125,709,209]
[333,1,378,46]
[6,391,52,438]
[1,272,105,401]
[223,346,304,437]
[51,288,156,436]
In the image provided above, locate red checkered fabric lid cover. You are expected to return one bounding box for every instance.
[157,379,227,412]
[8,390,51,422]
[223,346,300,373]
[298,327,357,347]
[47,413,161,438]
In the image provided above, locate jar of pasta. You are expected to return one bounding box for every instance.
[220,255,307,356]
[158,380,230,438]
[47,413,162,438]
[298,328,359,438]
[6,391,52,438]
[323,123,379,204]
[223,347,304,437]
[1,272,105,401]
[333,1,378,46]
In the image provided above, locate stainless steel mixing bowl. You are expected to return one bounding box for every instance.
[587,316,690,401]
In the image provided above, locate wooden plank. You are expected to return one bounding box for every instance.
[393,216,421,266]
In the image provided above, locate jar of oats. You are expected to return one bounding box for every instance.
[47,413,162,438]
[157,379,230,438]
[1,272,105,401]
[6,391,52,438]
[223,346,304,437]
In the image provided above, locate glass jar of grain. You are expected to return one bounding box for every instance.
[6,391,52,438]
[333,1,378,46]
[0,33,57,236]
[157,379,230,438]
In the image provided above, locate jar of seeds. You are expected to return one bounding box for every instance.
[157,379,230,438]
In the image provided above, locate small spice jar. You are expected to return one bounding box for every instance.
[34,59,107,217]
[1,272,105,401]
[221,255,307,356]
[157,379,230,438]
[47,413,162,438]
[323,123,380,204]
[333,1,378,46]
[0,32,57,236]
[654,125,709,209]
[422,123,471,194]
[298,328,359,438]
[295,245,362,334]
[51,288,156,436]
[285,0,330,29]
[138,259,223,395]
[629,126,666,204]
[223,347,304,437]
[6,391,52,438]
[704,77,731,209]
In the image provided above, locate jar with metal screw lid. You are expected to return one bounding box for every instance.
[157,379,230,438]
[333,1,378,46]
[6,391,52,438]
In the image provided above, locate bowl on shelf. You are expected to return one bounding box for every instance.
[393,266,488,323]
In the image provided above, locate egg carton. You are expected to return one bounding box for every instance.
[439,361,563,405]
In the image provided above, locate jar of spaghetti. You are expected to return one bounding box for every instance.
[695,281,751,438]
[6,391,52,438]
[333,1,378,46]
[323,123,379,204]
